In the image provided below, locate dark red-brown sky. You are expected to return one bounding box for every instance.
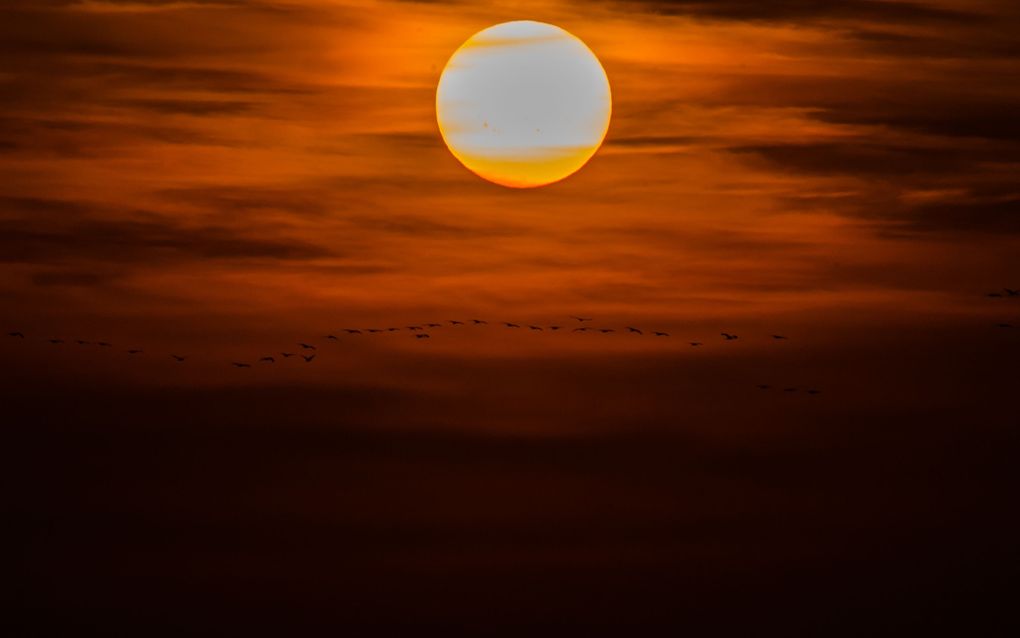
[5,1,1020,633]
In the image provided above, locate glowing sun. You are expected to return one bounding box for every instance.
[436,21,612,188]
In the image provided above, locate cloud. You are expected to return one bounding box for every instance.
[899,193,1020,234]
[727,142,1007,177]
[602,0,989,23]
[113,98,259,116]
[0,197,335,264]
[157,186,333,216]
[346,214,523,239]
[811,101,1020,143]
[29,269,120,287]
[0,116,238,156]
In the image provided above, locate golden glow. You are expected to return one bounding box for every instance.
[436,21,612,188]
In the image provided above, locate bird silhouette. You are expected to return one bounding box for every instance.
[302,354,316,362]
[756,385,771,390]
[281,352,296,358]
[387,327,401,332]
[653,331,669,337]
[573,327,589,333]
[784,387,797,392]
[807,389,822,395]
[426,323,442,328]
[127,349,143,354]
[772,335,787,340]
[171,355,186,362]
[416,333,431,339]
[599,328,615,334]
[408,326,422,331]
[690,341,702,346]
[571,316,593,323]
[97,341,112,347]
[75,339,90,345]
[549,326,562,331]
[529,325,543,331]
[471,319,488,325]
[996,323,1013,328]
[259,356,275,363]
[345,329,362,335]
[8,331,24,338]
[300,343,316,349]
[367,329,383,333]
[233,362,251,368]
[626,327,643,334]
[48,338,64,344]
[325,335,338,341]
[504,322,520,328]
[449,320,464,326]
[1005,288,1019,297]
[721,333,739,340]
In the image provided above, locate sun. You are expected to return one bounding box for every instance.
[436,21,612,189]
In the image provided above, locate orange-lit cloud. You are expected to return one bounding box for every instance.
[0,0,1017,433]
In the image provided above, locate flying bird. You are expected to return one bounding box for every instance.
[807,389,822,395]
[626,327,643,334]
[573,327,589,333]
[756,385,771,390]
[426,323,442,328]
[784,387,798,392]
[233,362,251,368]
[653,332,669,337]
[281,352,296,358]
[8,331,24,338]
[300,343,316,349]
[302,354,316,362]
[549,326,562,331]
[1005,288,1019,297]
[504,322,520,328]
[259,356,275,363]
[48,338,64,344]
[599,328,615,334]
[127,349,143,354]
[171,355,186,362]
[97,342,112,347]
[408,326,423,331]
[721,333,739,340]
[571,316,593,323]
[367,329,383,333]
[690,342,702,347]
[529,325,543,331]
[471,319,488,325]
[416,333,431,339]
[387,327,401,332]
[324,335,338,341]
[449,320,464,326]
[345,329,362,335]
[75,340,90,345]
[996,323,1013,328]
[772,335,787,340]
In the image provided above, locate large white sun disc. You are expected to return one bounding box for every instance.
[436,21,612,188]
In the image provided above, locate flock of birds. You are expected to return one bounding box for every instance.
[6,289,1018,396]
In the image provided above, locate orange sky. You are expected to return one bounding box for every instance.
[1,0,1018,434]
[7,3,1020,632]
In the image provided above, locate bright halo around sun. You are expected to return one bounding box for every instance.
[436,21,612,188]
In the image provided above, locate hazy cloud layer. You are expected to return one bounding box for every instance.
[0,0,1017,398]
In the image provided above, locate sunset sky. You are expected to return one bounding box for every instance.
[6,0,1019,632]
